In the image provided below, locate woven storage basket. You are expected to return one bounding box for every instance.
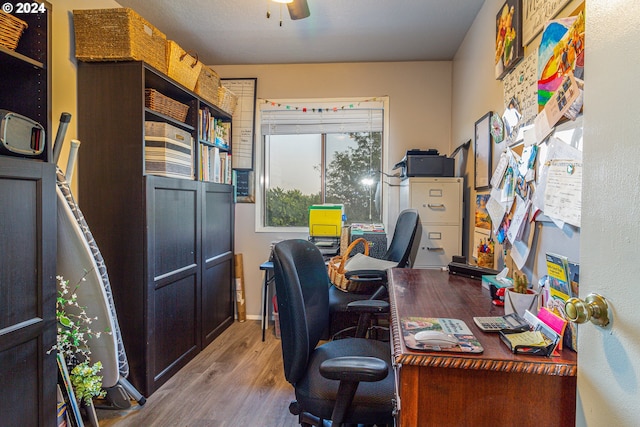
[328,238,371,293]
[216,85,238,115]
[166,40,202,91]
[194,65,220,105]
[145,89,189,122]
[0,10,28,51]
[73,8,168,74]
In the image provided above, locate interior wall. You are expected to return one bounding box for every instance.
[214,62,453,319]
[50,0,120,190]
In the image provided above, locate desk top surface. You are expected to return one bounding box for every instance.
[388,268,577,376]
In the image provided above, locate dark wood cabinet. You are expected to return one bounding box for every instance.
[0,3,56,426]
[77,61,234,396]
[0,158,57,427]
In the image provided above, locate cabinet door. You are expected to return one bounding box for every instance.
[146,176,200,393]
[0,159,56,427]
[409,180,461,224]
[201,183,234,346]
[414,224,461,268]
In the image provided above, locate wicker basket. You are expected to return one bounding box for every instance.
[216,85,238,115]
[166,40,202,91]
[194,65,220,105]
[73,8,168,74]
[327,238,371,293]
[0,10,28,51]
[145,89,189,122]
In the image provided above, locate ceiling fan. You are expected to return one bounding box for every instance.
[268,0,310,23]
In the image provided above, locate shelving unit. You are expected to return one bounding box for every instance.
[0,4,57,427]
[77,60,235,396]
[0,10,51,162]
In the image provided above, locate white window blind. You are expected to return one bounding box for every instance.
[260,100,384,135]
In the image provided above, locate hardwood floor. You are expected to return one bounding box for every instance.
[95,320,298,426]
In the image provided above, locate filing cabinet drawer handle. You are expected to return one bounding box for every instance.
[426,203,445,209]
[424,246,444,251]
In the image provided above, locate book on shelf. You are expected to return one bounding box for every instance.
[199,145,232,184]
[199,108,215,143]
[215,120,231,149]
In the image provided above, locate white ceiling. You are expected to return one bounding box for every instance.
[115,0,485,65]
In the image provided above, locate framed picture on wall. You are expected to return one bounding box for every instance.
[495,0,524,80]
[474,112,493,191]
[234,169,255,203]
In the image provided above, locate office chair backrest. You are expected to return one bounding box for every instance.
[384,209,421,268]
[272,239,331,385]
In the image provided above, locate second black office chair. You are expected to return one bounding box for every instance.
[272,239,395,427]
[328,208,421,338]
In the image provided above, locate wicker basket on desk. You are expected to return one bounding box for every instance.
[0,10,28,50]
[145,89,189,122]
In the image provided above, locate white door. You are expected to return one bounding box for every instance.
[579,2,640,426]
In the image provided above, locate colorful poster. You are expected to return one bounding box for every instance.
[537,11,585,108]
[495,0,524,80]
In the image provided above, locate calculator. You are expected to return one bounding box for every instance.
[473,313,530,332]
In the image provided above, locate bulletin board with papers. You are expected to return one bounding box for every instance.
[478,3,584,277]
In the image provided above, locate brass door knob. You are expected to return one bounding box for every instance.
[564,293,610,327]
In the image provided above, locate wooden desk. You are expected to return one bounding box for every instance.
[388,269,576,427]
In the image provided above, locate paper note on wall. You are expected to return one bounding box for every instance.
[503,47,539,130]
[543,161,582,227]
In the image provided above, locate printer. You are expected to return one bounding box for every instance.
[393,149,455,178]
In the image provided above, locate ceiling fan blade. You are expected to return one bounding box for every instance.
[287,0,310,20]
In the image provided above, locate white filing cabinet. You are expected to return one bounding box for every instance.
[400,177,463,268]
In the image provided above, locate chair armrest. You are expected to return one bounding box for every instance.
[319,356,388,383]
[346,299,389,313]
[344,269,388,282]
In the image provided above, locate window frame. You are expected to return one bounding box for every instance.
[255,96,390,233]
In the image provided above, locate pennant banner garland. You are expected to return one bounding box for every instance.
[260,97,385,113]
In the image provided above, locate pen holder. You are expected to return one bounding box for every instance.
[504,288,540,317]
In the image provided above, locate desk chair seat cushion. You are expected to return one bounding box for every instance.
[295,337,395,425]
[328,284,370,312]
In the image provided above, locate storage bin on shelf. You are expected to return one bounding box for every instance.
[194,65,221,106]
[72,8,168,74]
[216,85,238,115]
[144,121,193,180]
[0,10,28,51]
[144,88,190,122]
[166,40,202,91]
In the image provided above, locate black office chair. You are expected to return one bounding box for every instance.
[272,239,395,427]
[328,208,421,338]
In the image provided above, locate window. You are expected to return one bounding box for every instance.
[259,98,386,230]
